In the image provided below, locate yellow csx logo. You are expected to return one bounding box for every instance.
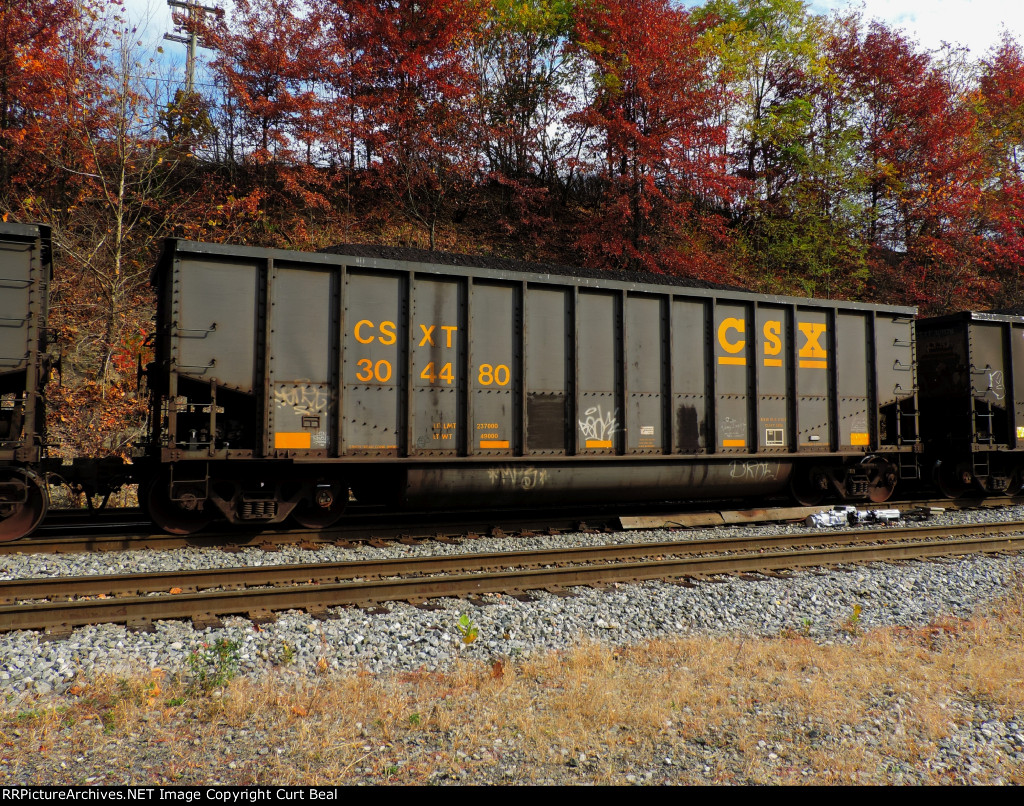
[352,321,459,347]
[717,318,827,369]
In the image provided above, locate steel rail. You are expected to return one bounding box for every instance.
[2,533,1021,634]
[1,506,632,554]
[7,497,1022,555]
[6,520,1024,604]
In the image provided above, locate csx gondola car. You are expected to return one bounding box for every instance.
[142,239,922,534]
[0,222,51,540]
[918,311,1024,496]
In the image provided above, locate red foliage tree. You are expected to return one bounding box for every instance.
[353,0,486,250]
[568,0,737,281]
[308,0,369,179]
[0,0,86,207]
[204,0,330,228]
[829,16,990,311]
[977,32,1024,307]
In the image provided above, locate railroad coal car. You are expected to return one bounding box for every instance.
[143,239,921,534]
[918,311,1024,496]
[0,222,51,540]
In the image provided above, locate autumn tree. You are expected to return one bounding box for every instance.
[37,3,220,456]
[693,1,858,296]
[698,0,821,202]
[308,0,368,187]
[204,0,330,231]
[976,32,1024,307]
[829,16,989,311]
[353,0,487,250]
[0,0,83,208]
[569,0,735,279]
[159,88,217,162]
[474,0,580,185]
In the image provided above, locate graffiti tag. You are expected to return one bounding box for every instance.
[578,405,620,444]
[274,384,328,414]
[487,465,548,490]
[985,369,1005,400]
[729,460,779,482]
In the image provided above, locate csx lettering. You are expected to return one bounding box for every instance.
[717,317,746,365]
[417,323,458,347]
[798,323,826,358]
[717,317,826,368]
[763,320,783,367]
[763,321,782,354]
[353,319,397,345]
[798,323,827,368]
[718,318,745,353]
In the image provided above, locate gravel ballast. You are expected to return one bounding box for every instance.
[1,505,1022,785]
[2,505,1023,694]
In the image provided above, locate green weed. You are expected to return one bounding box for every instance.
[188,638,242,692]
[457,613,479,645]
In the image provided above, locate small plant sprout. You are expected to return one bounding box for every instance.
[187,637,241,692]
[456,613,479,645]
[843,604,864,635]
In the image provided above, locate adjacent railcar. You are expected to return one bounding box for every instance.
[0,223,51,540]
[144,239,921,534]
[918,311,1024,496]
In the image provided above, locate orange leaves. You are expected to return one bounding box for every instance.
[46,375,147,459]
[145,669,166,708]
[569,0,732,277]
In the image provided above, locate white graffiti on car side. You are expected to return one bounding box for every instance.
[578,405,619,442]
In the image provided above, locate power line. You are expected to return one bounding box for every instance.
[164,0,223,94]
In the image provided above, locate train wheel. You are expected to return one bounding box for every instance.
[867,462,898,503]
[145,474,212,535]
[791,466,828,506]
[934,460,970,499]
[0,469,49,542]
[291,482,346,530]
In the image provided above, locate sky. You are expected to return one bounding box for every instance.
[808,0,1024,56]
[128,0,1024,67]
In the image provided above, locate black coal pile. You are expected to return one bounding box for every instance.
[320,243,746,292]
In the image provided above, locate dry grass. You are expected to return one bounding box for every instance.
[2,578,1022,785]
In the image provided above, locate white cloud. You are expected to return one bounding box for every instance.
[121,0,175,33]
[809,0,1024,56]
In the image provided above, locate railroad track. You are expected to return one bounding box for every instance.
[4,520,1022,636]
[8,496,1023,555]
[3,509,623,555]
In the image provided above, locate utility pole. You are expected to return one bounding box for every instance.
[164,0,223,94]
